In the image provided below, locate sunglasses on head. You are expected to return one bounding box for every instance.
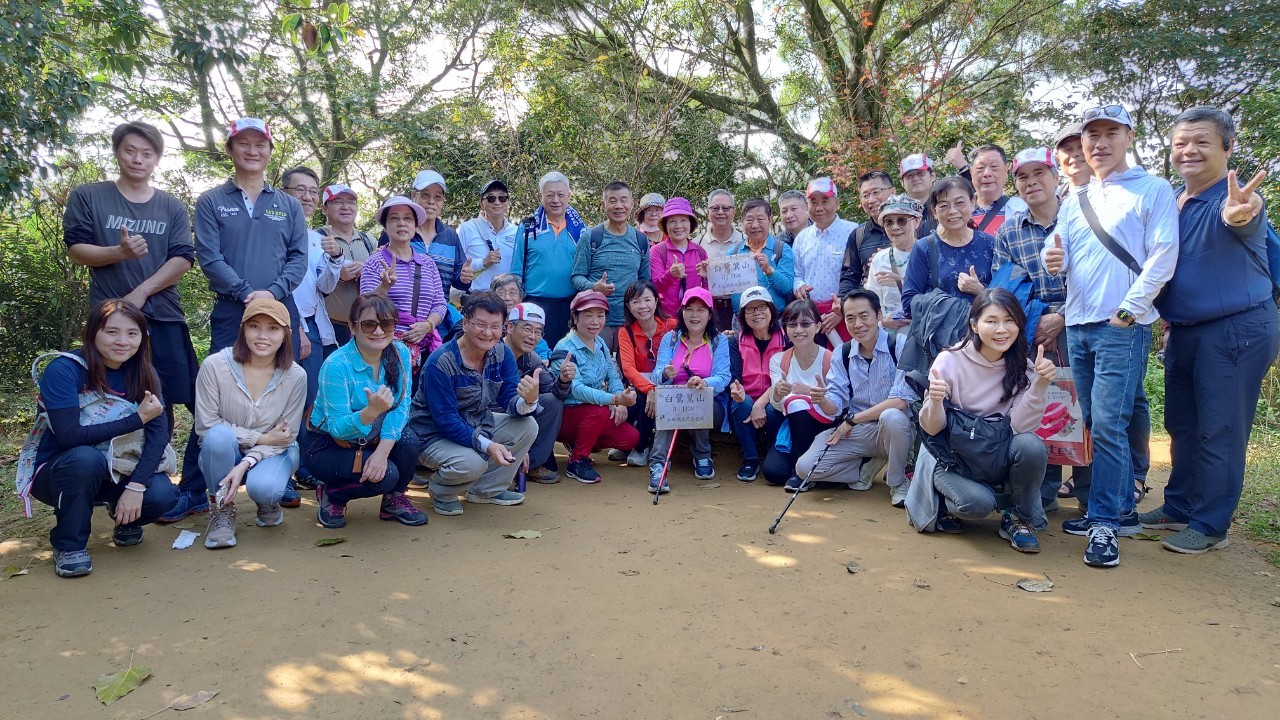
[356,319,397,334]
[1083,105,1127,122]
[483,194,510,204]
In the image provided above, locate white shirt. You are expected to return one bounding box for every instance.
[792,216,857,299]
[768,347,835,419]
[294,229,341,345]
[459,215,518,291]
[1042,166,1179,325]
[864,244,912,317]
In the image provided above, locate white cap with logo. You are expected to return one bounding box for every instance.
[508,302,546,325]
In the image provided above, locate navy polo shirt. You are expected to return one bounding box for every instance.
[1157,177,1272,325]
[193,180,308,302]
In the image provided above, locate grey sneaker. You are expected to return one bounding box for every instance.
[432,498,464,516]
[465,490,525,506]
[528,466,560,484]
[626,448,649,467]
[889,481,910,508]
[1138,505,1189,531]
[54,549,93,578]
[607,449,627,462]
[255,502,284,527]
[204,503,238,548]
[1161,528,1229,554]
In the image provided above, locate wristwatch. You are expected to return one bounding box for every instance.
[1113,308,1136,326]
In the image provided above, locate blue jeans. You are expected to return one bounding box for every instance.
[1163,301,1279,536]
[198,425,299,507]
[1066,321,1152,529]
[715,391,762,461]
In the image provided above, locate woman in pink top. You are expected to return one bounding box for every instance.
[649,197,709,317]
[919,288,1057,553]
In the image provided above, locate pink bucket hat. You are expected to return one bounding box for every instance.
[659,197,700,234]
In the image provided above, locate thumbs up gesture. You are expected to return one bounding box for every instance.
[558,351,577,383]
[1044,233,1065,275]
[729,379,746,403]
[118,225,149,260]
[1033,344,1058,382]
[518,368,542,405]
[808,373,827,403]
[321,233,341,258]
[956,264,984,295]
[927,368,948,402]
[594,271,615,296]
[137,390,164,423]
[364,385,395,414]
[945,139,967,170]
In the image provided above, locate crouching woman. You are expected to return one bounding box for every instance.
[910,289,1056,553]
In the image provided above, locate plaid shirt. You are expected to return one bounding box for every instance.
[994,208,1065,314]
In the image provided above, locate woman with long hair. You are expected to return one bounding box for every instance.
[646,288,731,492]
[22,299,176,577]
[195,298,307,548]
[916,288,1056,553]
[617,280,676,467]
[307,293,426,528]
[725,286,787,481]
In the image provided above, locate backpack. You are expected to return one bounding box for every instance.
[1259,222,1280,301]
[779,346,832,380]
[590,224,648,257]
[840,328,899,369]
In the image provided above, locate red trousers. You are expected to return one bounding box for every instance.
[558,404,640,462]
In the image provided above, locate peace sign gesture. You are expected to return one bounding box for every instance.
[1223,169,1267,227]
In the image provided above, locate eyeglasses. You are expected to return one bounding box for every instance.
[483,194,510,204]
[513,322,544,337]
[859,186,892,200]
[356,319,397,335]
[285,186,320,197]
[709,205,734,213]
[785,321,816,330]
[468,320,504,334]
[1083,105,1127,122]
[327,199,357,208]
[745,306,771,316]
[883,217,915,228]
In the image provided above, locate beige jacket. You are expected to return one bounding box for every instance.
[194,349,307,462]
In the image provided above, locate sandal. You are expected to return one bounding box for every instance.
[1057,478,1075,499]
[1134,477,1149,503]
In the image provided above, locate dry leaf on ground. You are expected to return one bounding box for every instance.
[171,689,219,710]
[1,564,29,580]
[1016,576,1054,593]
[504,530,542,539]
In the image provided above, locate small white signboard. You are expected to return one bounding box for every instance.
[655,386,715,430]
[707,254,759,297]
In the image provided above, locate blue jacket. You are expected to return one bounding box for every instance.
[550,331,623,407]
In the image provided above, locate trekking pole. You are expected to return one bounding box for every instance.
[768,413,847,533]
[654,428,679,505]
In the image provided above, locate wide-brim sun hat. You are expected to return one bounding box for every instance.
[377,195,428,226]
[636,192,665,219]
[660,197,699,234]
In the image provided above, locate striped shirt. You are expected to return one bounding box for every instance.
[359,247,447,332]
[310,340,413,442]
[994,208,1066,314]
[824,331,917,417]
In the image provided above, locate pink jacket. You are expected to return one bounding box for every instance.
[650,239,709,317]
[921,343,1049,434]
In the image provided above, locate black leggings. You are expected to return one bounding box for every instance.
[306,437,421,505]
[762,413,834,485]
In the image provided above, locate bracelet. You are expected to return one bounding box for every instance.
[243,456,258,469]
[125,482,146,493]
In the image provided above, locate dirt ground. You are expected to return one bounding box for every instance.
[2,442,1278,720]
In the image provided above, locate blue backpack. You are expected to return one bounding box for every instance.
[1265,222,1280,301]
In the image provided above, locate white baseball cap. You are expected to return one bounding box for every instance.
[806,177,838,198]
[227,117,272,145]
[322,184,357,204]
[412,169,447,193]
[508,303,546,325]
[1012,147,1057,174]
[739,286,774,310]
[899,153,933,176]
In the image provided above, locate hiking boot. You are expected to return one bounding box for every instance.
[1084,525,1120,567]
[693,458,715,480]
[648,464,669,494]
[1138,505,1189,532]
[255,502,284,527]
[432,498,464,516]
[379,492,428,525]
[736,460,760,482]
[890,481,910,508]
[528,466,560,484]
[607,449,627,462]
[54,549,93,578]
[1161,528,1229,554]
[113,525,144,547]
[293,470,318,491]
[1063,511,1140,537]
[280,479,302,508]
[316,486,347,528]
[626,448,649,467]
[999,511,1041,553]
[156,489,210,524]
[204,503,238,549]
[465,490,525,506]
[567,459,601,484]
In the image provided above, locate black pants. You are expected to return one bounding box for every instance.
[306,437,422,505]
[626,389,656,453]
[30,446,176,551]
[763,413,834,485]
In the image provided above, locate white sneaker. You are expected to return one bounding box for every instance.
[890,481,910,508]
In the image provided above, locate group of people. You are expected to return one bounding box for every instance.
[17,102,1275,579]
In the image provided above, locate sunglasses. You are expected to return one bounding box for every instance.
[356,319,397,335]
[785,321,816,330]
[1083,105,1127,122]
[883,217,915,228]
[483,194,510,204]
